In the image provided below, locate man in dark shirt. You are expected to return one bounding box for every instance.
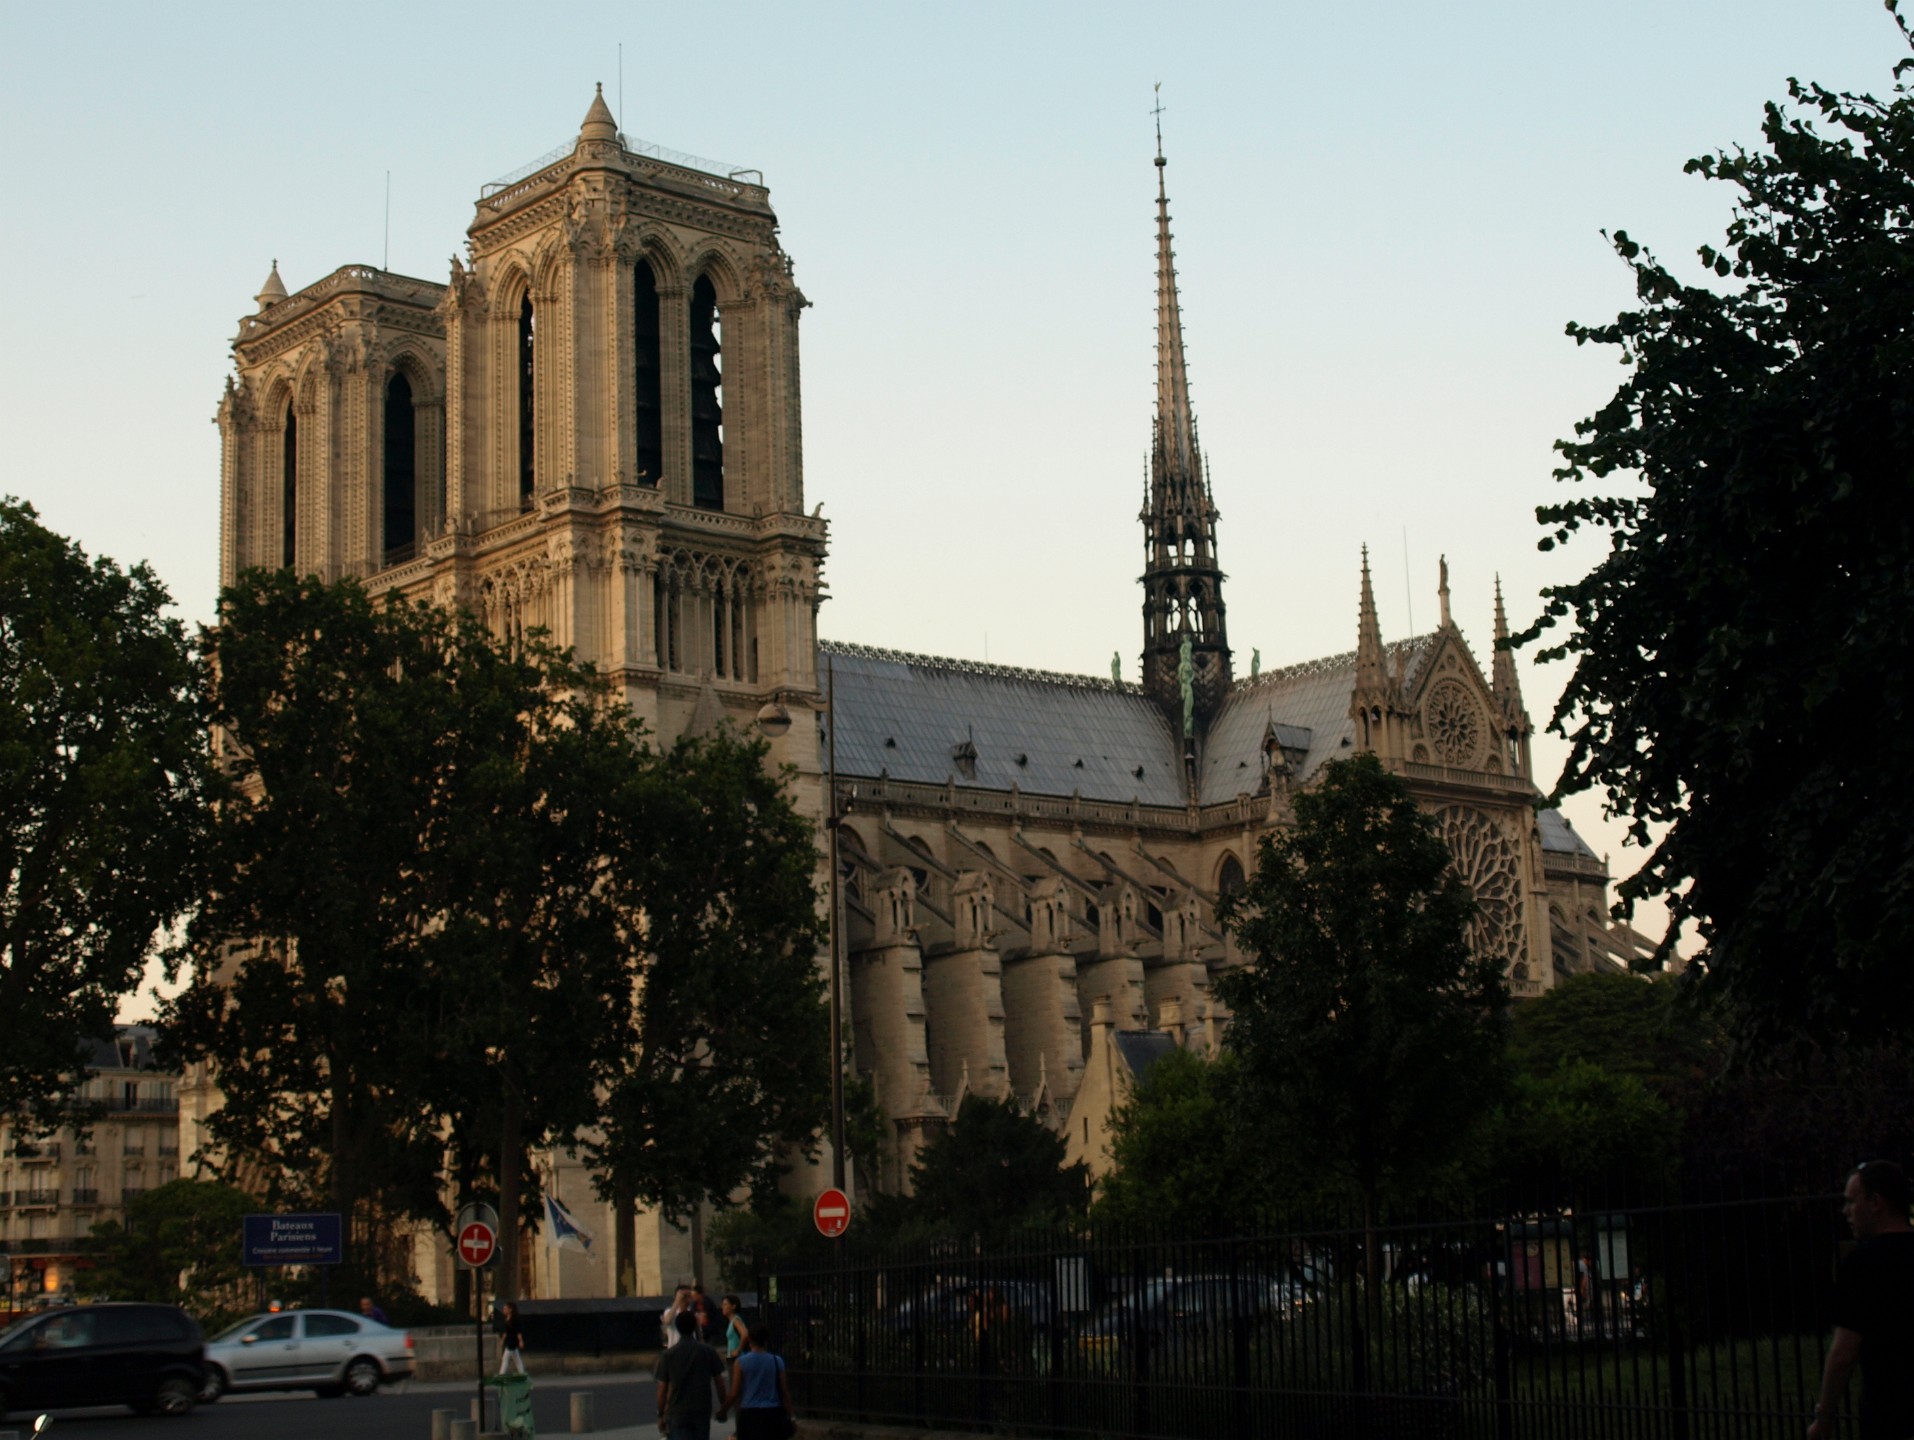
[656,1308,728,1440]
[1812,1160,1914,1439]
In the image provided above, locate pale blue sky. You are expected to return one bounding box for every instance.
[2,2,1900,966]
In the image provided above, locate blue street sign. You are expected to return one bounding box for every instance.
[243,1213,344,1267]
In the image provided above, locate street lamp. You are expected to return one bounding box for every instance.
[758,654,847,1192]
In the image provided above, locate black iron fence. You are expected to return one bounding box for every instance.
[760,1191,1854,1439]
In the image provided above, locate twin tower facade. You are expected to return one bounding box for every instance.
[211,92,1647,1289]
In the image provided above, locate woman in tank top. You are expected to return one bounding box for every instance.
[725,1323,795,1440]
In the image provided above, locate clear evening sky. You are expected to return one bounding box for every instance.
[2,2,1899,981]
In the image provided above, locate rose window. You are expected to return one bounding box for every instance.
[1434,805,1524,971]
[1424,679,1485,768]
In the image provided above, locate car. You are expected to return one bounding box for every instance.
[201,1308,414,1400]
[0,1302,206,1419]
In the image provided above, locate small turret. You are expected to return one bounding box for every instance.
[578,83,618,146]
[254,260,288,313]
[1350,547,1399,758]
[1491,576,1533,777]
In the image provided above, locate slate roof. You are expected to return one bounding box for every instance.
[822,642,1186,806]
[1538,808,1599,859]
[1112,1030,1180,1079]
[1198,636,1436,804]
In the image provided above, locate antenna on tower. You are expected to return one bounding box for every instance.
[1152,81,1166,157]
[1401,526,1415,636]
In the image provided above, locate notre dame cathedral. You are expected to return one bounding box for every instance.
[206,90,1649,1297]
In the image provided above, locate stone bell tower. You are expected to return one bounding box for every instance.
[218,86,829,738]
[1138,125,1231,742]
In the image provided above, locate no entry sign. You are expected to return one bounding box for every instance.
[813,1187,851,1239]
[457,1221,497,1268]
[454,1200,501,1269]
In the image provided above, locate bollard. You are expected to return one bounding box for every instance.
[570,1389,596,1432]
[449,1421,478,1440]
[431,1407,456,1440]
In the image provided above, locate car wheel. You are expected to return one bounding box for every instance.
[154,1375,198,1416]
[199,1366,227,1403]
[343,1357,382,1396]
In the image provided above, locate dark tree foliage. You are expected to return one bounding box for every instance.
[85,1179,256,1325]
[1507,972,1719,1105]
[585,728,830,1225]
[1216,755,1508,1252]
[0,499,207,1125]
[1528,12,1914,1050]
[1093,1047,1246,1235]
[166,571,829,1299]
[898,1095,1089,1248]
[165,572,470,1254]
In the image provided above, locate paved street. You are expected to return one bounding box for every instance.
[2,1371,738,1440]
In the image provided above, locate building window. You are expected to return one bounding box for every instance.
[633,260,663,485]
[383,372,416,560]
[689,274,724,510]
[518,293,536,508]
[282,402,298,568]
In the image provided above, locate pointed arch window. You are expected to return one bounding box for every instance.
[383,372,417,562]
[689,274,724,510]
[281,401,298,569]
[518,293,536,509]
[633,260,664,485]
[1218,854,1246,900]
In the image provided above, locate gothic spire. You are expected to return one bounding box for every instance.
[1153,117,1198,503]
[1491,576,1526,718]
[579,82,618,145]
[1491,576,1534,777]
[1356,546,1386,693]
[1139,94,1230,737]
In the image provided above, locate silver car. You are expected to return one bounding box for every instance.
[201,1309,414,1399]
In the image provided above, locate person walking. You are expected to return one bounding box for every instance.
[497,1300,526,1376]
[721,1294,749,1362]
[656,1309,728,1440]
[1810,1160,1914,1440]
[725,1323,795,1440]
[359,1295,388,1327]
[661,1285,692,1349]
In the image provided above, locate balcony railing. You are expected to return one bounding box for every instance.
[15,1189,59,1207]
[120,1187,148,1205]
[110,1097,179,1114]
[156,1142,180,1157]
[122,1143,145,1156]
[16,1143,60,1164]
[71,1188,99,1205]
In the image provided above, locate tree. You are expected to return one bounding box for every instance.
[164,572,472,1286]
[0,500,207,1125]
[85,1179,256,1324]
[1093,1048,1248,1235]
[1527,12,1914,1050]
[1507,972,1719,1105]
[1216,755,1508,1274]
[585,728,830,1262]
[899,1095,1088,1247]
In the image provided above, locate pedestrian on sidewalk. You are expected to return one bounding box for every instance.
[661,1285,692,1349]
[725,1323,795,1440]
[721,1294,748,1363]
[1810,1160,1914,1440]
[359,1295,388,1326]
[656,1309,728,1440]
[497,1300,526,1376]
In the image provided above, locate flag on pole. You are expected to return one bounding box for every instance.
[545,1194,596,1254]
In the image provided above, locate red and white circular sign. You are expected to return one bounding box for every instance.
[813,1188,851,1239]
[457,1221,498,1268]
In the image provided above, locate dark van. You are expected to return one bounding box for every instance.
[0,1303,205,1418]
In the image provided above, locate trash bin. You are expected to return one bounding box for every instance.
[484,1372,536,1438]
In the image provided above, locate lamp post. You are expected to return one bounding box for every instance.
[757,653,846,1191]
